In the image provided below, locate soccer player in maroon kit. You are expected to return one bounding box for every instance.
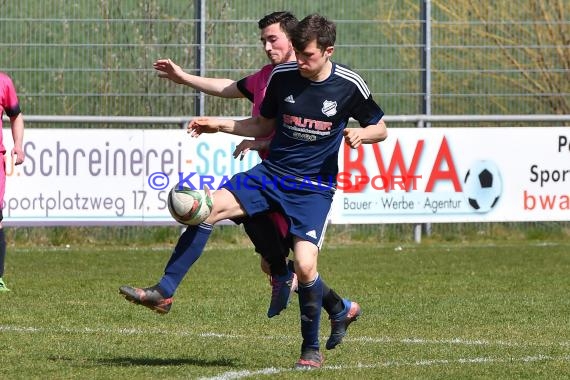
[0,72,25,292]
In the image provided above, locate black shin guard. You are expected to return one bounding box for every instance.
[243,214,290,276]
[322,285,344,316]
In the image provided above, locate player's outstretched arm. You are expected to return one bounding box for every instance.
[187,116,275,138]
[343,119,388,149]
[153,58,242,98]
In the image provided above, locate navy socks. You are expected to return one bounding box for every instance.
[298,273,323,351]
[158,223,213,297]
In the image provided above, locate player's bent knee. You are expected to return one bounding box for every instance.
[293,261,317,283]
[207,188,246,223]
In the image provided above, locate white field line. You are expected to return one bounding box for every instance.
[1,324,570,349]
[3,325,570,379]
[13,240,568,254]
[199,355,570,380]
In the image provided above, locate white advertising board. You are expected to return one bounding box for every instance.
[2,127,568,225]
[2,129,261,225]
[332,127,569,223]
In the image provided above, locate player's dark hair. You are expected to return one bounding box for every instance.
[258,11,298,38]
[291,13,336,52]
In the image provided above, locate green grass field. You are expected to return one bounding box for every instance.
[2,240,570,379]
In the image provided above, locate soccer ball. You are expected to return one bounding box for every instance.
[462,160,502,213]
[167,184,214,225]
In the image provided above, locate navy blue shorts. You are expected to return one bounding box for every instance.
[221,162,335,248]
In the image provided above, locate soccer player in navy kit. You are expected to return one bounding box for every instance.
[119,13,360,346]
[183,14,388,368]
[142,12,352,324]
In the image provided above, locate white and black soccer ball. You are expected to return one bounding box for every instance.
[167,184,214,225]
[463,160,502,213]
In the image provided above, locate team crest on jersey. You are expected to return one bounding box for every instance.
[321,100,337,117]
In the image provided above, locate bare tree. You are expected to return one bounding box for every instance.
[393,0,569,115]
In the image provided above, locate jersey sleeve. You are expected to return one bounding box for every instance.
[236,68,266,104]
[259,69,279,119]
[236,77,254,102]
[1,75,21,117]
[351,94,384,127]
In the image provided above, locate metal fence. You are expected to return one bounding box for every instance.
[1,0,568,118]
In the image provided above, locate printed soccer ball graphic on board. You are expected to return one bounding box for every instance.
[463,160,502,213]
[167,184,214,225]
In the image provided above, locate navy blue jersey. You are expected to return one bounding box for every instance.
[260,61,384,181]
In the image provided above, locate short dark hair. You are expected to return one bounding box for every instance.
[291,14,336,52]
[258,11,298,38]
